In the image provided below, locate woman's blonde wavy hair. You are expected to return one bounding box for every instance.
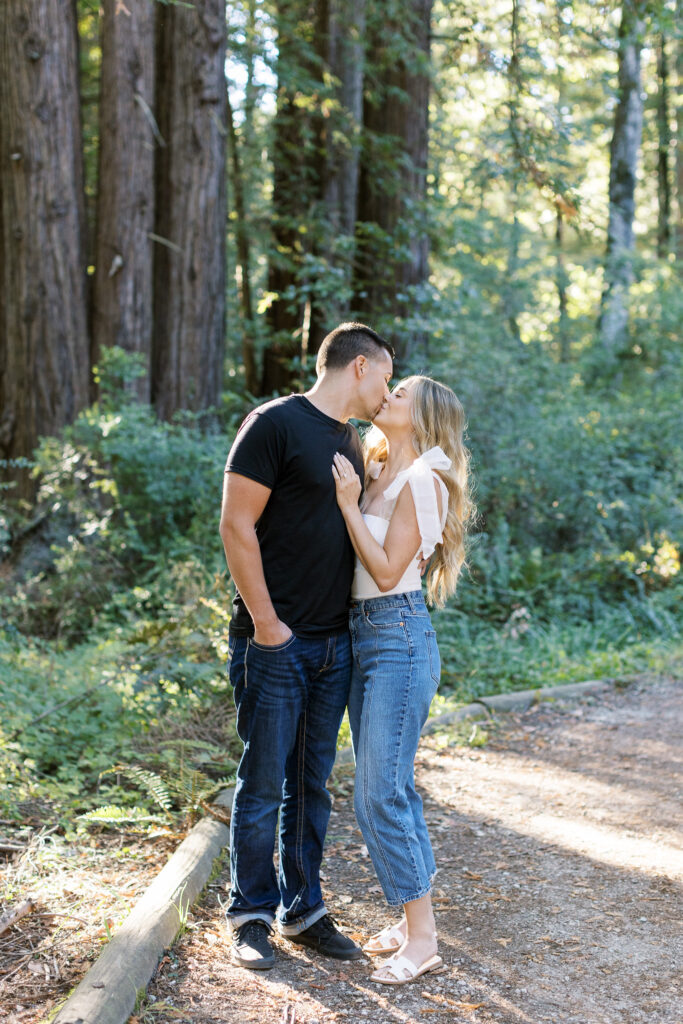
[363,375,474,607]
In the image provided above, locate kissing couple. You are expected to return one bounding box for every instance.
[219,322,471,985]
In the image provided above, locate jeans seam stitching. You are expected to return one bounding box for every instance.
[360,633,401,902]
[293,709,308,912]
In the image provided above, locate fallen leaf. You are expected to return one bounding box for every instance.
[464,870,482,880]
[495,937,512,947]
[455,1002,486,1011]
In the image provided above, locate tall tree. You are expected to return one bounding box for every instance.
[227,85,258,394]
[261,0,318,393]
[656,34,671,258]
[0,0,90,497]
[320,0,367,323]
[676,0,683,261]
[554,0,570,361]
[153,0,227,419]
[354,0,432,364]
[92,0,156,400]
[503,0,523,345]
[599,0,646,356]
[262,0,368,393]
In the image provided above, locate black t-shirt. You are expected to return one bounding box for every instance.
[224,394,364,638]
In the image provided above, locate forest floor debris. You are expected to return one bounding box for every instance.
[1,674,681,1024]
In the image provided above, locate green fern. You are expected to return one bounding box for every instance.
[96,752,236,829]
[78,804,166,825]
[101,764,174,813]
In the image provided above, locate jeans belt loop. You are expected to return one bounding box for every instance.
[405,591,416,614]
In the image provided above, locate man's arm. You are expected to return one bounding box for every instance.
[219,472,292,646]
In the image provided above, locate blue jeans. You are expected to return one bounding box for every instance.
[226,631,351,934]
[349,591,440,907]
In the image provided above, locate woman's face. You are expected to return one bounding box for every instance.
[372,380,415,432]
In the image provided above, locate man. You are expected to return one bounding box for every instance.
[219,322,394,970]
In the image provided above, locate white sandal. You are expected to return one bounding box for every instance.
[362,922,405,956]
[371,952,443,986]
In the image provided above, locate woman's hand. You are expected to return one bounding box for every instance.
[332,452,362,512]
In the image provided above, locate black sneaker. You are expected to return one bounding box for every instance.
[287,914,364,960]
[230,919,275,970]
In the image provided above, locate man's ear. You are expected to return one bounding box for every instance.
[355,355,367,378]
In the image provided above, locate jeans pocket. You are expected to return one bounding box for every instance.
[248,633,296,653]
[425,630,440,686]
[365,607,405,629]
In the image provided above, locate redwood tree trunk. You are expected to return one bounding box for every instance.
[0,0,90,497]
[92,0,156,401]
[153,0,227,420]
[599,0,646,356]
[354,0,432,364]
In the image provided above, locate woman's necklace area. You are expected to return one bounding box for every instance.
[363,456,416,515]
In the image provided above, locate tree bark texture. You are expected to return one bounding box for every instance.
[599,0,646,356]
[354,0,432,364]
[0,0,90,496]
[92,0,156,401]
[153,0,227,420]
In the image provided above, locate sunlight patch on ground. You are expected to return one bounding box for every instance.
[422,746,683,881]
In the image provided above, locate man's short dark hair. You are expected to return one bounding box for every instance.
[316,322,394,375]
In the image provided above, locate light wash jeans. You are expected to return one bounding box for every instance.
[348,590,440,907]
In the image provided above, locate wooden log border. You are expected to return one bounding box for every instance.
[51,676,621,1023]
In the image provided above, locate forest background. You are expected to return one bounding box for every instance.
[0,0,681,830]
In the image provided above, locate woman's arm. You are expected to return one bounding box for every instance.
[333,452,436,592]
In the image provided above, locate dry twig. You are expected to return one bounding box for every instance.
[0,899,36,938]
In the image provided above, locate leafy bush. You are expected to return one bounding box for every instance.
[1,349,243,641]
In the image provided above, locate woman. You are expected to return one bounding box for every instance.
[332,375,472,986]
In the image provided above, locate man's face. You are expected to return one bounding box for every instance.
[358,349,393,421]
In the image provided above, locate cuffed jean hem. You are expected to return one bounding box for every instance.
[277,902,328,936]
[225,910,274,935]
[383,880,434,908]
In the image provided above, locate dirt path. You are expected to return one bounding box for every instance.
[1,676,680,1023]
[135,675,682,1024]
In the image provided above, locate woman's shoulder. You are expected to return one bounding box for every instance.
[383,447,450,499]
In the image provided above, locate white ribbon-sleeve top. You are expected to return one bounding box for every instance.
[351,445,450,600]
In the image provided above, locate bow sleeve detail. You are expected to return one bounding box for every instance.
[383,446,451,559]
